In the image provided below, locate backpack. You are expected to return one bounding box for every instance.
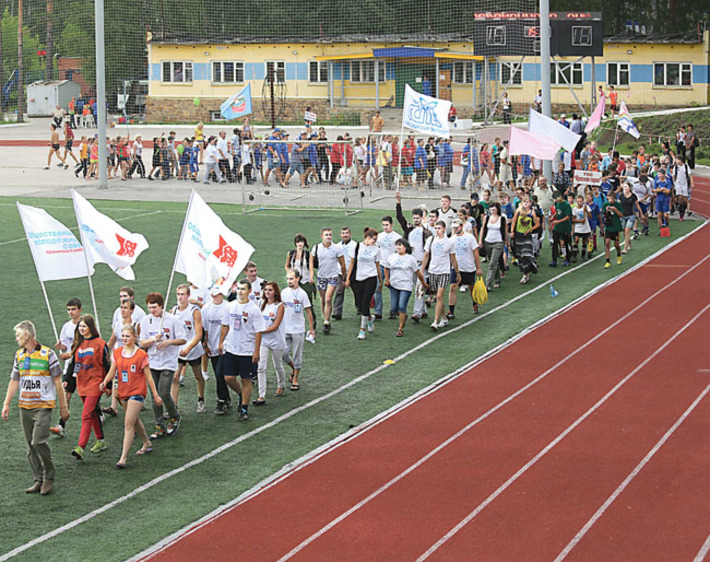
[312,244,319,270]
[348,242,361,283]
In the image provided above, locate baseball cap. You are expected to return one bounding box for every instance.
[209,285,224,296]
[452,219,464,227]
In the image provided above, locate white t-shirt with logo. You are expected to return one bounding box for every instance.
[338,239,357,269]
[281,287,312,334]
[573,205,592,234]
[408,226,426,263]
[139,313,187,371]
[425,235,456,275]
[386,253,420,291]
[112,305,146,330]
[221,300,265,356]
[354,243,381,281]
[201,299,227,357]
[259,302,288,350]
[452,232,479,273]
[377,230,400,262]
[314,242,344,279]
[171,304,204,361]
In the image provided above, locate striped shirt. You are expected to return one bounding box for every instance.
[11,344,61,409]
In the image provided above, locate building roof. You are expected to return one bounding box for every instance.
[603,30,701,44]
[149,32,473,45]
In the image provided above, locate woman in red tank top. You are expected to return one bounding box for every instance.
[69,315,109,460]
[101,325,162,468]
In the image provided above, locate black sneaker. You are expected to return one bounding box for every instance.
[446,312,455,320]
[374,314,383,320]
[214,401,227,415]
[322,322,331,334]
[388,312,396,320]
[331,314,342,320]
[237,409,249,422]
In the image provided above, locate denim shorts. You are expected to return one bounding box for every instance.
[621,215,636,229]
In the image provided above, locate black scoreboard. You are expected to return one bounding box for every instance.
[473,12,603,57]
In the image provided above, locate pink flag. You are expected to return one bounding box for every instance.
[585,95,606,134]
[508,126,561,161]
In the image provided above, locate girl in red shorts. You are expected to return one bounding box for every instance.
[101,325,162,468]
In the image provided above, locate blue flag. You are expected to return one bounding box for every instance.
[220,84,252,120]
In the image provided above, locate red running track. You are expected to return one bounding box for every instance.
[143,222,710,562]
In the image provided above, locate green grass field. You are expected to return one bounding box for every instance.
[0,195,701,561]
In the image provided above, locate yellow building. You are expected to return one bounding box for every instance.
[146,31,710,123]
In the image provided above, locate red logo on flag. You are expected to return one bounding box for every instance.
[116,234,137,257]
[213,235,237,267]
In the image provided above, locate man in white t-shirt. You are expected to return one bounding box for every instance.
[672,155,693,220]
[201,286,230,415]
[49,298,82,437]
[111,286,146,329]
[139,292,187,439]
[203,136,225,184]
[310,227,346,334]
[170,284,205,414]
[435,195,457,235]
[219,279,265,421]
[333,227,357,320]
[216,131,231,182]
[421,221,460,330]
[240,261,265,307]
[375,215,400,319]
[282,269,315,390]
[447,218,483,319]
[629,175,652,237]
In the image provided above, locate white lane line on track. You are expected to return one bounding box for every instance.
[0,210,163,246]
[4,222,707,562]
[694,533,710,562]
[131,222,709,562]
[555,378,710,561]
[278,266,710,562]
[418,303,710,561]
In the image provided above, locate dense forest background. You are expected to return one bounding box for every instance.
[0,0,708,98]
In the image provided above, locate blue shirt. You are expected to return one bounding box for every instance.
[520,155,532,177]
[654,178,672,202]
[443,143,454,165]
[501,202,514,220]
[414,146,427,170]
[600,180,613,197]
[588,202,601,230]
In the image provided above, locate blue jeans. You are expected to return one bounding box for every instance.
[389,286,412,314]
[374,265,386,316]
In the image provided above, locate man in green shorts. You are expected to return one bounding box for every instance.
[549,192,572,267]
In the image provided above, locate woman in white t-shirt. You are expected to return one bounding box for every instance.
[254,282,288,405]
[285,233,316,329]
[344,228,381,341]
[385,238,428,337]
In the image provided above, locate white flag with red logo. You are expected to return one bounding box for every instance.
[175,190,254,293]
[71,189,149,280]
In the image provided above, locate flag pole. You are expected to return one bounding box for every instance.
[39,280,59,343]
[612,123,619,154]
[70,190,101,332]
[162,189,196,328]
[396,122,405,192]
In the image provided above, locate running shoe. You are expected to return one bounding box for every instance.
[50,425,65,438]
[237,410,249,422]
[150,426,166,440]
[439,318,449,327]
[617,256,623,265]
[71,446,85,460]
[357,329,366,340]
[367,316,375,332]
[446,312,455,320]
[322,322,331,334]
[430,321,439,331]
[179,375,185,387]
[90,440,107,453]
[412,315,420,323]
[166,415,181,436]
[214,400,227,415]
[605,261,611,269]
[548,261,557,268]
[562,261,571,267]
[196,400,206,414]
[202,371,210,381]
[473,304,479,315]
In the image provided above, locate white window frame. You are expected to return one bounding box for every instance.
[161,61,193,83]
[453,62,473,84]
[550,61,583,86]
[499,61,522,86]
[308,60,329,84]
[607,61,630,88]
[265,60,285,84]
[350,60,386,83]
[212,61,245,84]
[653,62,692,87]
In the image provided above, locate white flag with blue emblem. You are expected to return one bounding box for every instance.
[402,84,451,138]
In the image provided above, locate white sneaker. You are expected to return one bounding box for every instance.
[50,424,65,438]
[357,330,366,340]
[305,333,316,344]
[196,400,206,413]
[179,375,185,386]
[367,315,375,332]
[202,371,210,381]
[459,285,467,293]
[430,321,439,331]
[439,318,449,327]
